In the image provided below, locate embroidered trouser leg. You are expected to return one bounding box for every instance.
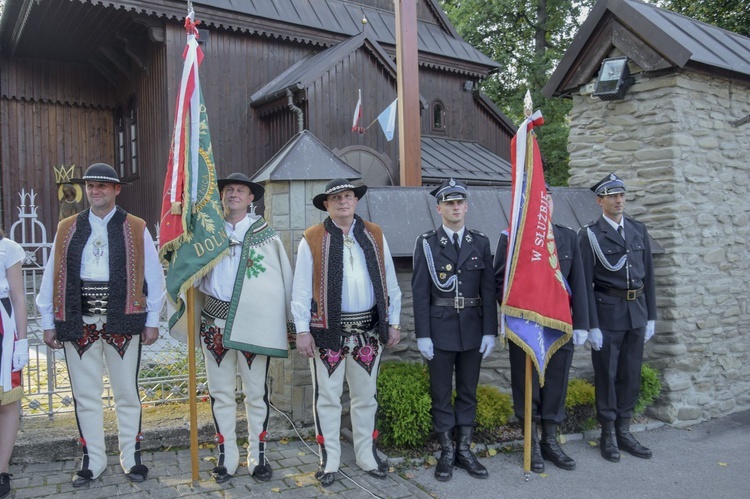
[64,321,142,477]
[311,333,383,473]
[238,353,271,470]
[200,318,241,475]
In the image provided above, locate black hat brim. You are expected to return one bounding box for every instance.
[217,178,265,201]
[313,185,367,211]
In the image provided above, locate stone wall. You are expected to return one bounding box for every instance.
[567,66,750,425]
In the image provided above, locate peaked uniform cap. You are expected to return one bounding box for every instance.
[430,178,468,202]
[217,172,265,200]
[72,163,129,185]
[591,173,626,196]
[312,178,367,211]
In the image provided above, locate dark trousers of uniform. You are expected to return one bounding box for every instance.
[592,326,645,422]
[509,339,573,424]
[428,347,482,433]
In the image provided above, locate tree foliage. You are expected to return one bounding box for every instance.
[655,0,750,37]
[439,0,595,185]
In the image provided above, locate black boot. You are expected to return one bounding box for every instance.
[524,420,544,473]
[600,421,621,462]
[540,421,576,470]
[455,426,488,479]
[615,419,652,459]
[434,430,455,482]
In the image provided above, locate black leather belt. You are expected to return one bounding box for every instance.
[432,297,481,309]
[82,281,109,316]
[595,285,643,301]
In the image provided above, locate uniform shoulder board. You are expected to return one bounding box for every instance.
[420,229,436,238]
[583,220,596,228]
[553,222,575,232]
[468,228,488,239]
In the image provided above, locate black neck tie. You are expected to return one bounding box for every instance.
[618,226,625,242]
[453,232,461,254]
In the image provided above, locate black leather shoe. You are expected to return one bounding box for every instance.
[527,421,545,473]
[600,422,621,462]
[540,422,576,471]
[252,463,273,482]
[367,462,388,479]
[72,470,94,488]
[315,470,336,487]
[616,419,652,459]
[211,466,232,484]
[455,426,489,479]
[125,465,149,483]
[435,430,455,482]
[0,472,12,499]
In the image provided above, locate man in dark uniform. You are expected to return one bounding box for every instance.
[412,178,497,482]
[494,184,589,473]
[577,173,656,463]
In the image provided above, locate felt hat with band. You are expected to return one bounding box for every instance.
[71,163,129,185]
[312,178,367,211]
[217,172,265,201]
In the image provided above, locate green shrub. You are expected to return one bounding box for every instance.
[377,361,432,449]
[475,384,513,431]
[562,378,597,434]
[636,364,662,415]
[565,378,596,409]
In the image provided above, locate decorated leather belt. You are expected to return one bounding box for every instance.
[594,285,644,301]
[340,307,378,334]
[82,281,109,316]
[432,297,481,309]
[203,295,230,321]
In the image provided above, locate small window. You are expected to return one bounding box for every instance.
[115,108,126,178]
[431,101,445,132]
[128,96,138,178]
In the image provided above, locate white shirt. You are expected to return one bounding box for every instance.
[291,219,401,333]
[197,214,258,301]
[441,225,466,247]
[36,207,166,329]
[0,238,25,299]
[602,215,625,239]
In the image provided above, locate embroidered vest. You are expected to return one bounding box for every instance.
[303,215,389,350]
[52,207,148,340]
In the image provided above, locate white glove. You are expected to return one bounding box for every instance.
[586,328,603,351]
[572,329,588,346]
[479,335,495,360]
[645,320,655,343]
[417,337,434,361]
[12,338,29,372]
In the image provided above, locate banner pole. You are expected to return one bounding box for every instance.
[187,286,200,481]
[524,354,532,480]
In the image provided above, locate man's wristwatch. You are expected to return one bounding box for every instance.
[389,324,401,330]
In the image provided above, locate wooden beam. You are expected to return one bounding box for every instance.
[394,0,421,187]
[88,59,121,88]
[100,44,132,79]
[116,32,149,74]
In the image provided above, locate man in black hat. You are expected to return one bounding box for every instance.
[578,173,656,462]
[291,178,402,487]
[36,163,166,487]
[493,183,589,473]
[174,172,294,484]
[412,178,497,482]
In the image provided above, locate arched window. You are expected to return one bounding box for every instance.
[431,101,445,132]
[336,146,394,186]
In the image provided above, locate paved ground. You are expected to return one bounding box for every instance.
[6,410,749,498]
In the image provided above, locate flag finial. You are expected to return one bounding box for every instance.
[524,90,533,118]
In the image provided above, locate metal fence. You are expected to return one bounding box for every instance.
[11,190,207,419]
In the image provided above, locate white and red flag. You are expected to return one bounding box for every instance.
[352,88,365,134]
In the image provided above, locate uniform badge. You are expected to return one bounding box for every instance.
[446,264,452,271]
[440,236,448,245]
[466,233,473,243]
[439,272,447,280]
